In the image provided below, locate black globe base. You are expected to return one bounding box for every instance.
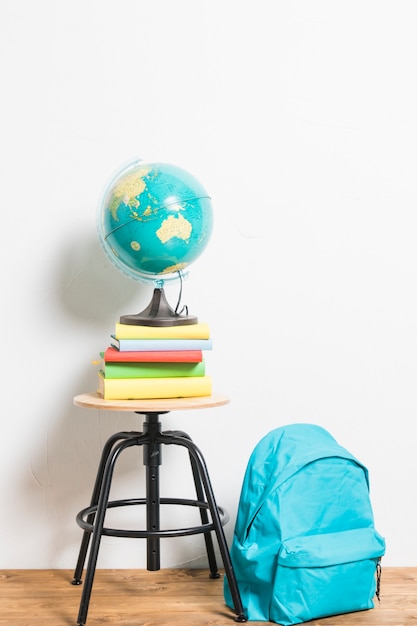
[120,287,198,327]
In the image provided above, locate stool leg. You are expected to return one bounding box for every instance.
[76,436,144,626]
[142,413,163,570]
[145,444,161,570]
[165,430,220,578]
[159,433,246,622]
[72,432,140,585]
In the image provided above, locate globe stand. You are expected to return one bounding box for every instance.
[119,287,198,327]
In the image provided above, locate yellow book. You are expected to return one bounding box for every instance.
[97,372,212,400]
[114,321,210,340]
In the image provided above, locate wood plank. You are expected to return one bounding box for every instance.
[0,568,416,625]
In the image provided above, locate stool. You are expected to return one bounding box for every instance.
[71,392,246,625]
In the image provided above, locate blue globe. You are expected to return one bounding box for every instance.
[97,159,214,285]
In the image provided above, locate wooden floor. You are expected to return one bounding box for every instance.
[0,568,416,625]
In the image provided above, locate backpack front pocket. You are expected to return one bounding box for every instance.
[270,528,385,625]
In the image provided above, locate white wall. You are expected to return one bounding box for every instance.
[1,0,416,569]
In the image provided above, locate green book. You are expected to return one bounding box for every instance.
[101,359,206,379]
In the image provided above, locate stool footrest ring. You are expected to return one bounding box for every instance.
[76,497,230,539]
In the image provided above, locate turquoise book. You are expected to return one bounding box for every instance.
[111,337,213,352]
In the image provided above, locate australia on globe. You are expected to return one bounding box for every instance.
[97,159,214,285]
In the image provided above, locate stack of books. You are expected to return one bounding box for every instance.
[96,321,213,400]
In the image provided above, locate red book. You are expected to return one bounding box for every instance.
[102,346,203,363]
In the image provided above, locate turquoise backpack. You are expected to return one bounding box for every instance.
[224,423,385,624]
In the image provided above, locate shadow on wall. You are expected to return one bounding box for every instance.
[24,374,143,568]
[55,232,150,326]
[18,233,155,568]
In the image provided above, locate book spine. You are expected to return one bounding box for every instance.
[102,360,205,379]
[97,373,212,400]
[111,338,213,352]
[103,348,203,363]
[114,321,210,340]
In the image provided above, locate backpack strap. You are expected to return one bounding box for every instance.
[376,558,382,601]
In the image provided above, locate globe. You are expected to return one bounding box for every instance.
[98,159,213,284]
[97,159,214,326]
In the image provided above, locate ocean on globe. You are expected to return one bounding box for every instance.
[97,159,214,285]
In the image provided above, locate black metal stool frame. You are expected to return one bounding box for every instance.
[72,411,246,625]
